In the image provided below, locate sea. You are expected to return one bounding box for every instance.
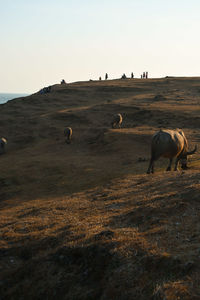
[0,93,29,105]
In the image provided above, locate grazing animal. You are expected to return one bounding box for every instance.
[111,113,123,129]
[0,138,7,154]
[64,127,72,144]
[147,129,197,174]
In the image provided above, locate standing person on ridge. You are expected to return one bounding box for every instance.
[105,73,108,80]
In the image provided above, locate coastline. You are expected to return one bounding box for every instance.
[0,93,29,104]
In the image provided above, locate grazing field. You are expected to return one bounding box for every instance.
[1,77,200,299]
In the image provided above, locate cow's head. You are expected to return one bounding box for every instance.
[180,145,197,169]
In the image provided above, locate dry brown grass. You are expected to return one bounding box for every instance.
[1,77,200,299]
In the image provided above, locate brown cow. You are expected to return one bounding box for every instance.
[64,127,72,144]
[0,138,7,154]
[111,113,123,129]
[147,129,197,174]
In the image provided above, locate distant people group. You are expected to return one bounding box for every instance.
[40,86,51,94]
[38,79,67,95]
[39,70,149,97]
[97,72,148,81]
[141,72,148,79]
[39,71,149,96]
[61,79,66,84]
[121,73,127,79]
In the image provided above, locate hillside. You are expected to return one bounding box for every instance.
[0,77,200,299]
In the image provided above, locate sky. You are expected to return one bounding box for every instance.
[0,0,200,93]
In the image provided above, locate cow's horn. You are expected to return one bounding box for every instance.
[187,145,197,155]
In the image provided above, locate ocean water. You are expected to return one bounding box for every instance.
[0,93,29,105]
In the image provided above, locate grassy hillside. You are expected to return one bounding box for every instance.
[0,77,200,299]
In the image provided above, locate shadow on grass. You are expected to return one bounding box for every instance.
[0,227,196,300]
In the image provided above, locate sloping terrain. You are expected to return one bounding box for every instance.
[0,77,200,299]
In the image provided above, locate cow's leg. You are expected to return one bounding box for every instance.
[147,158,154,174]
[166,158,173,171]
[174,158,179,171]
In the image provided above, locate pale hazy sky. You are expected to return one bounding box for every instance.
[0,0,200,93]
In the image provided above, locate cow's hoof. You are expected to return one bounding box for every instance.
[181,165,189,170]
